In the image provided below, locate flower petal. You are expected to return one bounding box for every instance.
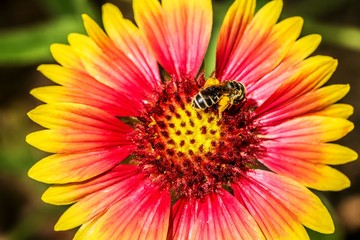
[72,177,170,240]
[259,151,351,191]
[192,190,265,240]
[42,164,138,205]
[102,4,160,89]
[258,84,350,126]
[28,146,133,184]
[169,198,199,240]
[216,0,255,76]
[248,34,322,104]
[38,64,112,96]
[54,166,144,230]
[27,103,132,132]
[264,140,358,165]
[50,43,83,70]
[28,86,135,151]
[67,33,156,112]
[233,177,309,239]
[234,170,334,235]
[280,34,322,69]
[134,0,212,79]
[216,0,283,80]
[264,115,354,143]
[37,64,140,116]
[315,103,354,119]
[26,129,131,154]
[241,16,303,85]
[30,85,136,116]
[256,56,337,115]
[83,12,160,95]
[222,16,303,86]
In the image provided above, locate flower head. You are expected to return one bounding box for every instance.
[27,0,357,239]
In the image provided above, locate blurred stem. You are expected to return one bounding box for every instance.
[204,1,232,77]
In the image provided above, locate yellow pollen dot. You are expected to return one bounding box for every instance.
[164,104,221,154]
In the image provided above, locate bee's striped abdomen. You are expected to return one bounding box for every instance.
[191,86,223,109]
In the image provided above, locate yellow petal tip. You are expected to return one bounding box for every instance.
[37,64,45,72]
[27,161,49,183]
[25,132,34,146]
[54,220,67,231]
[352,150,359,161]
[102,2,118,11]
[41,188,61,205]
[81,13,91,22]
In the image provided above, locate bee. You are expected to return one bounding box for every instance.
[191,77,246,116]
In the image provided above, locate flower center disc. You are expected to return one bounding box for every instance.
[132,79,261,198]
[160,104,221,155]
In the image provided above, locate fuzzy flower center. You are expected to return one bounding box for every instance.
[132,78,261,198]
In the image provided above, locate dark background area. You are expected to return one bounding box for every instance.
[0,0,359,239]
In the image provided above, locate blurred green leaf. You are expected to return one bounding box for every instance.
[307,228,343,240]
[71,0,99,18]
[256,0,269,9]
[38,0,98,17]
[0,0,99,67]
[0,16,85,66]
[0,147,34,174]
[303,20,360,52]
[38,0,79,16]
[283,0,360,52]
[284,0,351,18]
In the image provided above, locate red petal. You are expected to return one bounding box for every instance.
[83,13,160,98]
[233,172,311,239]
[169,198,199,240]
[28,102,133,132]
[134,0,212,79]
[258,151,351,191]
[216,0,284,82]
[255,56,337,115]
[192,190,265,240]
[67,33,156,109]
[248,34,322,104]
[238,170,334,234]
[31,85,137,117]
[216,0,256,76]
[72,176,170,240]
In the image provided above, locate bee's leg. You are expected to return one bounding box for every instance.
[204,77,220,87]
[218,96,230,117]
[149,116,157,126]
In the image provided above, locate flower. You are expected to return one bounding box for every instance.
[26,0,357,239]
